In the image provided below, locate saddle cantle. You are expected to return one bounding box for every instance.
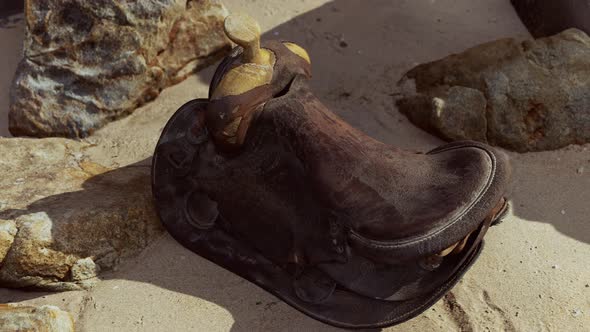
[151,13,512,329]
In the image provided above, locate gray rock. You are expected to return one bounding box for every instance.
[0,138,163,290]
[397,28,590,152]
[70,257,101,282]
[9,0,230,138]
[0,304,74,332]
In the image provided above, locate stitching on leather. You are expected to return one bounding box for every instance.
[349,143,498,250]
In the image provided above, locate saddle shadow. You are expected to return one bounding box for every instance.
[507,149,590,245]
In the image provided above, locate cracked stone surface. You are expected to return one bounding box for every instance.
[8,0,230,138]
[397,28,590,152]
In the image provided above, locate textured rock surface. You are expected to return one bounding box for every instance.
[0,219,17,266]
[0,304,74,332]
[397,28,590,152]
[0,138,162,290]
[9,0,230,138]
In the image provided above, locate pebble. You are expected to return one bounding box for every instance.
[560,210,566,215]
[552,265,560,270]
[571,309,583,317]
[577,166,584,174]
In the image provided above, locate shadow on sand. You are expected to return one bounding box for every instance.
[1,0,589,331]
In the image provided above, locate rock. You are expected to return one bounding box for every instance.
[397,86,488,142]
[397,28,590,152]
[0,138,163,290]
[0,219,17,264]
[70,257,101,282]
[9,0,230,138]
[0,304,74,332]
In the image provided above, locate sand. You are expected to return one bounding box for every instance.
[1,0,589,331]
[0,12,23,138]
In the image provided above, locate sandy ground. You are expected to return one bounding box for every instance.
[1,0,589,331]
[0,12,23,138]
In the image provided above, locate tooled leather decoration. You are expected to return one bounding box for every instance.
[152,13,512,329]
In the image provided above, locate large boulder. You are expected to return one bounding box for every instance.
[396,28,590,152]
[9,0,230,138]
[0,138,162,290]
[0,304,74,332]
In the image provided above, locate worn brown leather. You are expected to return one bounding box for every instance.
[152,41,512,329]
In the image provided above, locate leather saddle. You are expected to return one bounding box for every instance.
[152,14,511,329]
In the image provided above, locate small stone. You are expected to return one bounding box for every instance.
[70,258,100,282]
[577,166,585,174]
[552,265,560,270]
[572,309,583,317]
[561,210,566,215]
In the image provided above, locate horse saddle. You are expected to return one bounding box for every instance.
[151,13,512,329]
